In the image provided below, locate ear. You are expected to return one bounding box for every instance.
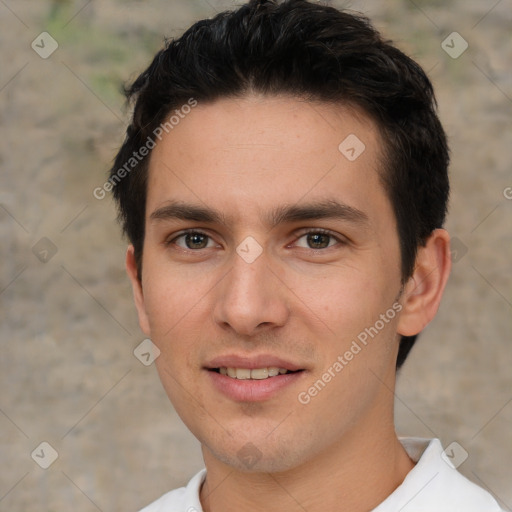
[126,245,151,336]
[397,229,452,336]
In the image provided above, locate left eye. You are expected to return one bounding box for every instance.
[295,231,339,249]
[173,232,216,250]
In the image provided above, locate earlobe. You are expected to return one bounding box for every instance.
[126,245,151,336]
[397,229,452,336]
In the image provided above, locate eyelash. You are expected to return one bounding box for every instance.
[165,228,345,251]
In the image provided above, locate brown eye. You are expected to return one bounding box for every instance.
[170,231,215,250]
[294,230,340,250]
[184,233,209,249]
[306,233,332,249]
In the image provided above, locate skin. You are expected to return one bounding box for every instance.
[126,94,452,512]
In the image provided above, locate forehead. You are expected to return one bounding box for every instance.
[146,95,390,227]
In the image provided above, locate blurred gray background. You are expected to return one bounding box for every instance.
[1,0,511,510]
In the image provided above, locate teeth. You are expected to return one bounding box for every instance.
[250,368,268,380]
[235,368,251,380]
[268,367,280,377]
[219,367,290,380]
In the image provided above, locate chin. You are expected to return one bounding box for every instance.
[203,432,311,474]
[215,450,300,474]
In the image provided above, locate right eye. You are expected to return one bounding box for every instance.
[168,231,217,250]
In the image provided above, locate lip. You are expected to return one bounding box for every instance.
[204,354,304,372]
[204,353,306,402]
[206,369,305,402]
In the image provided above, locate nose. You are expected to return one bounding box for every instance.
[213,249,289,337]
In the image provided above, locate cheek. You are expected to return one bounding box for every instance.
[143,267,209,409]
[141,256,207,339]
[288,267,384,335]
[141,258,217,390]
[285,262,401,375]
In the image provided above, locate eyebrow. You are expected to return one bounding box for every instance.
[149,199,369,228]
[150,202,225,224]
[269,200,369,227]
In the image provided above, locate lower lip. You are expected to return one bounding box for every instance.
[206,370,304,402]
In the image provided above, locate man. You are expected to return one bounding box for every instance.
[109,1,503,510]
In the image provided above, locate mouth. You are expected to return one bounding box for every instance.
[205,355,306,401]
[209,367,303,380]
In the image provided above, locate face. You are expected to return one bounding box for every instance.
[129,95,407,472]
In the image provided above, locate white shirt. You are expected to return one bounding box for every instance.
[139,438,504,512]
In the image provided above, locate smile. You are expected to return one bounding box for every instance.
[214,367,297,380]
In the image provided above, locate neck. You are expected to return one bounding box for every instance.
[199,413,415,512]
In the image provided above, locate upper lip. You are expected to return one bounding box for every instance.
[205,354,304,372]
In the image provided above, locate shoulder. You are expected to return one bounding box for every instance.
[138,469,206,512]
[373,438,504,512]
